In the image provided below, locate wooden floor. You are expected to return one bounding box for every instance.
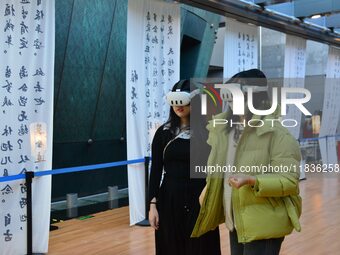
[48,173,340,255]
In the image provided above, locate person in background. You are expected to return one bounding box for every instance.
[191,69,302,255]
[303,117,313,138]
[148,80,221,255]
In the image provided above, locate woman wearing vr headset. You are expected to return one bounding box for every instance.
[191,69,302,255]
[148,80,221,255]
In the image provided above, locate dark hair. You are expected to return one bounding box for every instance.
[224,69,270,140]
[165,80,190,135]
[226,69,270,121]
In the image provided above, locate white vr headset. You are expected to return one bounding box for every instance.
[166,83,267,107]
[166,89,201,106]
[220,83,268,111]
[220,83,268,102]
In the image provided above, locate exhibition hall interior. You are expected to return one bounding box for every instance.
[0,0,340,254]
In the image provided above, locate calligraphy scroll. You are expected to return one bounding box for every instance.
[0,0,54,254]
[319,46,340,165]
[283,35,307,139]
[224,18,259,79]
[126,0,180,225]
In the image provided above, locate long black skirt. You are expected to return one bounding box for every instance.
[155,178,221,255]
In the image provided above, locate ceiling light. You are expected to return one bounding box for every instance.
[311,14,321,19]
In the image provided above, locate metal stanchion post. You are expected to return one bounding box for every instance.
[25,171,34,255]
[136,156,151,226]
[108,186,119,209]
[66,193,78,219]
[25,171,44,255]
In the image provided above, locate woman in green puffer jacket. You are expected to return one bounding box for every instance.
[191,69,302,255]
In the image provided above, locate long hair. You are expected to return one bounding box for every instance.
[164,80,190,136]
[165,107,182,136]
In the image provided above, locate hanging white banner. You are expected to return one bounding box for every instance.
[224,18,259,79]
[319,46,340,165]
[283,35,307,139]
[126,0,180,225]
[0,1,54,254]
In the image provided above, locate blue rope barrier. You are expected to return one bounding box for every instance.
[299,134,340,142]
[0,158,145,183]
[0,174,26,183]
[1,134,339,183]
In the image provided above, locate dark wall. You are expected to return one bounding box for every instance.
[52,1,219,201]
[53,0,128,201]
[180,6,220,79]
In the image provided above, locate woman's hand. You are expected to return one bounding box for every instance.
[228,174,256,189]
[199,185,207,206]
[149,204,159,230]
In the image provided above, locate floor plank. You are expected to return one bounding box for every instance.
[48,173,340,254]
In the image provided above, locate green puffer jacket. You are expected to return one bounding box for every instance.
[191,111,302,243]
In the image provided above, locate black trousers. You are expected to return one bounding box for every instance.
[229,230,284,255]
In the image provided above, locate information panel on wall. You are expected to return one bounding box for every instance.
[0,1,55,254]
[126,0,180,225]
